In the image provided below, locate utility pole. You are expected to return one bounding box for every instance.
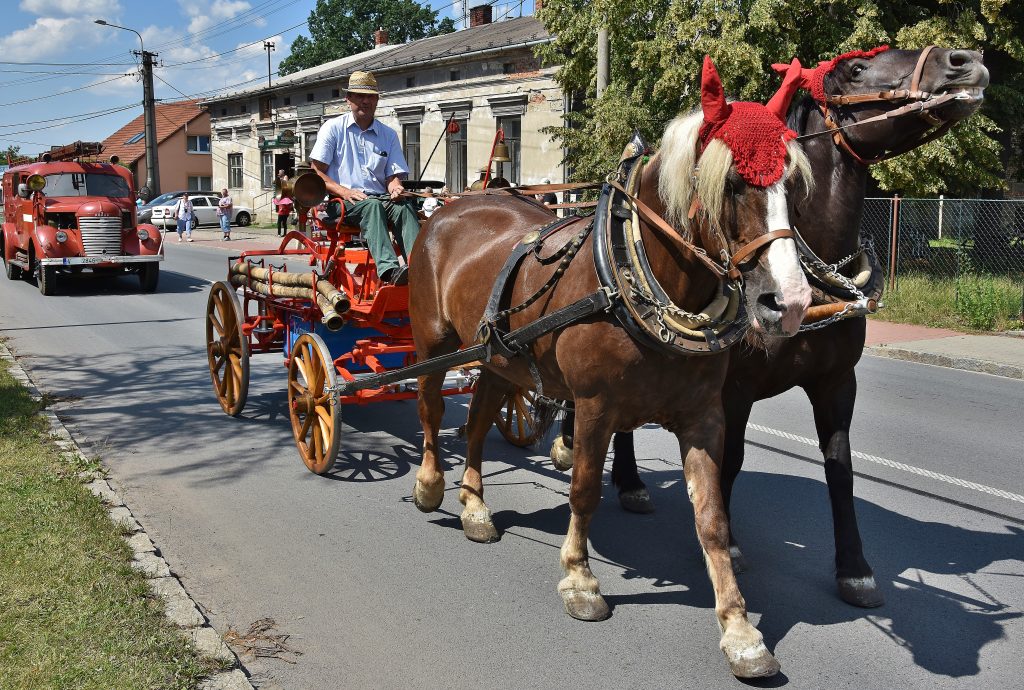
[596,23,609,98]
[139,49,160,198]
[264,41,275,89]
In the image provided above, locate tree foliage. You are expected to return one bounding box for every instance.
[279,0,456,76]
[536,0,1024,196]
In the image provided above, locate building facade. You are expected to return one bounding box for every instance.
[202,13,564,217]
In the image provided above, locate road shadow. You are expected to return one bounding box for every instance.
[24,268,206,296]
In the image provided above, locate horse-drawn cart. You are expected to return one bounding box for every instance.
[204,174,539,474]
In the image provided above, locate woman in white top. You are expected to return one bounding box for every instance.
[173,193,194,242]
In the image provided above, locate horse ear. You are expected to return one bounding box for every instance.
[771,60,815,91]
[766,58,802,121]
[701,56,729,124]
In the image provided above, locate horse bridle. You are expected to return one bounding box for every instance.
[814,45,968,165]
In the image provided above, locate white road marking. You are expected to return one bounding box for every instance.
[746,422,1024,505]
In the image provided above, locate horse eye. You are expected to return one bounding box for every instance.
[851,64,866,77]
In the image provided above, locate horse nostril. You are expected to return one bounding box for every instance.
[948,50,973,69]
[757,292,784,315]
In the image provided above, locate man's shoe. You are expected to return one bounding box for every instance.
[380,266,409,286]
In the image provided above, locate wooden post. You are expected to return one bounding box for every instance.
[889,194,900,291]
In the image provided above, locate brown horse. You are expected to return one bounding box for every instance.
[408,59,812,677]
[582,46,990,607]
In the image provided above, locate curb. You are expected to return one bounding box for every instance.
[0,344,255,690]
[864,345,1024,380]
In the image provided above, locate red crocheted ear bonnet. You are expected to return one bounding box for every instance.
[697,56,801,187]
[772,45,890,103]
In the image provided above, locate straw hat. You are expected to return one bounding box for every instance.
[347,71,380,95]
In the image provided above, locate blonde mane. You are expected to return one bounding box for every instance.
[653,110,814,236]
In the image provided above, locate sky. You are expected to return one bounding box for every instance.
[0,0,535,157]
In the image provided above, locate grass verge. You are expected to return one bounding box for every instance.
[0,355,220,690]
[871,272,1024,331]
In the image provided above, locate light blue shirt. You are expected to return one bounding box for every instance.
[309,112,409,195]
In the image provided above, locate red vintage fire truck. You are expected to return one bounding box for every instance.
[1,141,163,295]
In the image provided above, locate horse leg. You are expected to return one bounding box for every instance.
[550,408,575,471]
[413,334,460,513]
[558,403,613,621]
[457,372,511,543]
[681,422,779,678]
[805,371,883,608]
[719,396,754,573]
[610,432,654,514]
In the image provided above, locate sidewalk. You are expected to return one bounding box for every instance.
[865,320,1024,380]
[162,223,291,252]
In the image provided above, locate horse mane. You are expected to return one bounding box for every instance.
[654,109,814,237]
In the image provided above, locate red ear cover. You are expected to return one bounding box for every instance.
[774,45,890,102]
[700,56,730,126]
[772,61,816,92]
[766,58,803,122]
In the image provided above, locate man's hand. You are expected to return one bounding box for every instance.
[340,187,368,202]
[387,180,405,200]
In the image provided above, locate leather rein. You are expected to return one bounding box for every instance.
[804,45,970,165]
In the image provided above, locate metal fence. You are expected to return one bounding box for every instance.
[861,197,1024,282]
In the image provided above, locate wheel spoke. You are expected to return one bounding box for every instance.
[299,410,314,440]
[316,405,332,427]
[317,417,330,454]
[289,379,305,395]
[209,311,225,337]
[294,355,310,388]
[217,368,228,395]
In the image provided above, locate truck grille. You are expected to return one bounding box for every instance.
[78,216,123,255]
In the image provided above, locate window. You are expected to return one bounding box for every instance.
[496,116,521,184]
[190,196,210,207]
[402,124,420,180]
[406,76,415,88]
[240,104,247,114]
[228,153,243,188]
[306,93,315,102]
[188,176,212,191]
[261,151,274,188]
[124,131,145,145]
[503,63,515,74]
[331,88,340,98]
[283,96,291,106]
[259,96,272,120]
[303,132,317,163]
[221,108,228,116]
[186,135,211,154]
[445,120,467,192]
[449,69,460,81]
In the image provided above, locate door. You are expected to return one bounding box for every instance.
[191,197,213,225]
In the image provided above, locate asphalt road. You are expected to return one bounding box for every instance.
[1,242,1022,689]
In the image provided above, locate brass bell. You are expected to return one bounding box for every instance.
[492,140,512,163]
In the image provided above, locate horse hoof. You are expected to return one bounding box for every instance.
[837,575,884,608]
[619,488,655,514]
[720,633,780,678]
[413,478,444,513]
[729,545,748,574]
[559,588,610,621]
[461,510,499,543]
[550,436,574,471]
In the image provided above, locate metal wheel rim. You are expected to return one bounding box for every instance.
[288,333,341,474]
[205,281,250,416]
[494,386,538,447]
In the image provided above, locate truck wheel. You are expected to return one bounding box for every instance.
[37,262,57,296]
[234,212,251,227]
[2,231,23,280]
[139,262,159,292]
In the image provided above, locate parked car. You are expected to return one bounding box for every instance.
[149,192,253,230]
[137,191,186,224]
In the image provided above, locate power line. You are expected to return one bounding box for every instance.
[0,103,140,138]
[5,75,130,106]
[0,103,139,129]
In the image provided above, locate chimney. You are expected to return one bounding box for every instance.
[374,27,388,48]
[469,4,492,27]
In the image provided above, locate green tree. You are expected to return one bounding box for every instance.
[3,145,30,165]
[536,0,1023,197]
[279,0,456,76]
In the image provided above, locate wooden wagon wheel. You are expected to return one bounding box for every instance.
[206,281,249,416]
[494,386,538,447]
[288,333,341,475]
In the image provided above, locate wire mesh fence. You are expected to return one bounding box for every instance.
[861,197,1024,326]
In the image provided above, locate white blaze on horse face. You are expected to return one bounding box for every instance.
[763,180,811,334]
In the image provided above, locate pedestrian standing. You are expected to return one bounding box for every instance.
[172,193,194,242]
[217,188,233,240]
[273,195,293,236]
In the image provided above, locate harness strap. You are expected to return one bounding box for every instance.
[729,229,795,270]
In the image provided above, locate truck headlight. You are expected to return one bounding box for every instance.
[137,229,150,241]
[55,231,68,243]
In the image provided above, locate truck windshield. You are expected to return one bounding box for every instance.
[44,173,131,198]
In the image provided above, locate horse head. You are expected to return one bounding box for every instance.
[656,57,812,337]
[773,46,989,163]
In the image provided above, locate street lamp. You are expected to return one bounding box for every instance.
[95,19,160,198]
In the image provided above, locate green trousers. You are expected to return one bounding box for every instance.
[342,197,420,275]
